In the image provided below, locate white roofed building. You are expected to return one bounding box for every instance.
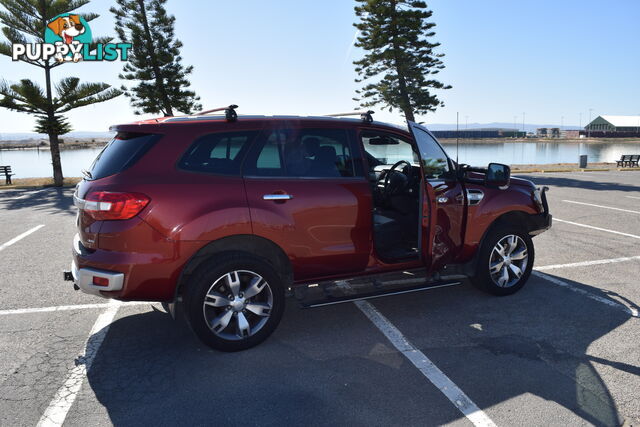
[585,115,640,132]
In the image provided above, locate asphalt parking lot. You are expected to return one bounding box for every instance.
[1,171,639,426]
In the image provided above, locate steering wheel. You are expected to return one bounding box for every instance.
[376,160,412,199]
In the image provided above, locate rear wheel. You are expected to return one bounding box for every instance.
[471,227,534,296]
[184,254,285,351]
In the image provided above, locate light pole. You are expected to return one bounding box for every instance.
[588,108,593,138]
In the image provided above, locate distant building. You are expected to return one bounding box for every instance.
[584,115,640,137]
[561,130,580,139]
[431,128,525,139]
[536,128,560,138]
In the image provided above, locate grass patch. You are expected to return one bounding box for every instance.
[0,177,82,190]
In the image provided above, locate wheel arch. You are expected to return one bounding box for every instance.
[459,210,536,276]
[174,234,293,301]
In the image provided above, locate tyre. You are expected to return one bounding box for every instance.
[470,227,534,296]
[183,253,285,351]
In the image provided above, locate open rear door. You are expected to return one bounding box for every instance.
[407,121,466,272]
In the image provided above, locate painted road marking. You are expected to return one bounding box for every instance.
[563,200,640,215]
[535,255,640,271]
[0,224,45,252]
[0,301,152,316]
[554,218,640,240]
[626,196,640,200]
[37,302,122,427]
[533,271,639,318]
[355,300,497,427]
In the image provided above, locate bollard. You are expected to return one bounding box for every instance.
[579,155,588,168]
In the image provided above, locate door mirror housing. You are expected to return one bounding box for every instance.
[485,163,510,188]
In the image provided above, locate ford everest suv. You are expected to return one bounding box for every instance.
[66,108,551,351]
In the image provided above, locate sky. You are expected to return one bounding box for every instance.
[0,0,639,133]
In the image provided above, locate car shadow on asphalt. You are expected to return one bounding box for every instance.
[515,174,640,193]
[83,274,636,426]
[0,188,75,214]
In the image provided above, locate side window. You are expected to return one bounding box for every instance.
[245,128,363,178]
[411,127,450,179]
[178,131,257,175]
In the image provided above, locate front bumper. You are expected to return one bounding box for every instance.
[529,186,552,236]
[528,213,552,236]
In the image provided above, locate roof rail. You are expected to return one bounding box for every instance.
[194,104,238,122]
[326,110,374,123]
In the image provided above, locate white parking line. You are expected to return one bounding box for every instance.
[0,224,45,252]
[563,200,640,215]
[535,255,640,271]
[0,301,152,316]
[355,300,496,427]
[626,196,640,200]
[533,271,639,318]
[554,218,640,240]
[37,302,122,427]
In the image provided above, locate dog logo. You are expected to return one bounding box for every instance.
[11,12,130,63]
[44,13,92,63]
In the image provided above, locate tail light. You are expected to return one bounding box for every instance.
[76,191,150,221]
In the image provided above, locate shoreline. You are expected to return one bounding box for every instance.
[3,136,640,151]
[0,137,110,151]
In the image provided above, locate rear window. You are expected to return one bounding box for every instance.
[178,131,258,175]
[88,132,158,180]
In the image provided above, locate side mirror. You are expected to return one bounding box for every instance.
[486,163,510,188]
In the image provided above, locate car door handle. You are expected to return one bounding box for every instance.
[263,194,293,201]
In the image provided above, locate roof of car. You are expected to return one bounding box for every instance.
[111,114,409,133]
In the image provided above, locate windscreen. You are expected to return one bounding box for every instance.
[88,132,158,180]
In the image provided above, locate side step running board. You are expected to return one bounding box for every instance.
[300,280,461,308]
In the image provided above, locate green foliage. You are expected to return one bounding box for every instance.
[0,0,122,185]
[353,0,451,120]
[110,0,201,116]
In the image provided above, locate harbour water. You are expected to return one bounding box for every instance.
[1,141,639,178]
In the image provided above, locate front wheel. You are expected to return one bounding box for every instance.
[184,254,285,352]
[471,228,534,296]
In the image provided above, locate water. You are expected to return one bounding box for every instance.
[1,141,640,178]
[0,147,103,178]
[440,141,640,166]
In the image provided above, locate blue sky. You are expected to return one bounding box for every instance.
[1,0,639,133]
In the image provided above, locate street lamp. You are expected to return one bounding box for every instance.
[587,108,593,139]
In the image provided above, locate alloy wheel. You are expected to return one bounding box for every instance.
[202,270,273,341]
[488,235,529,288]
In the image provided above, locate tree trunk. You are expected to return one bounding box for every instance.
[44,64,64,187]
[137,0,174,116]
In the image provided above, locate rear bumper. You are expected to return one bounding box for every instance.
[70,231,202,301]
[69,258,124,297]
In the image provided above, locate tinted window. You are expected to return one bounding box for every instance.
[89,132,158,180]
[178,131,257,175]
[245,128,362,178]
[411,127,450,179]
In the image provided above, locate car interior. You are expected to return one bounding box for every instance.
[361,132,422,261]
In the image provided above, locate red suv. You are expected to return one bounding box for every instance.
[67,108,551,351]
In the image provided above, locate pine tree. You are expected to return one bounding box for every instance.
[0,0,121,186]
[353,0,451,122]
[110,0,201,116]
